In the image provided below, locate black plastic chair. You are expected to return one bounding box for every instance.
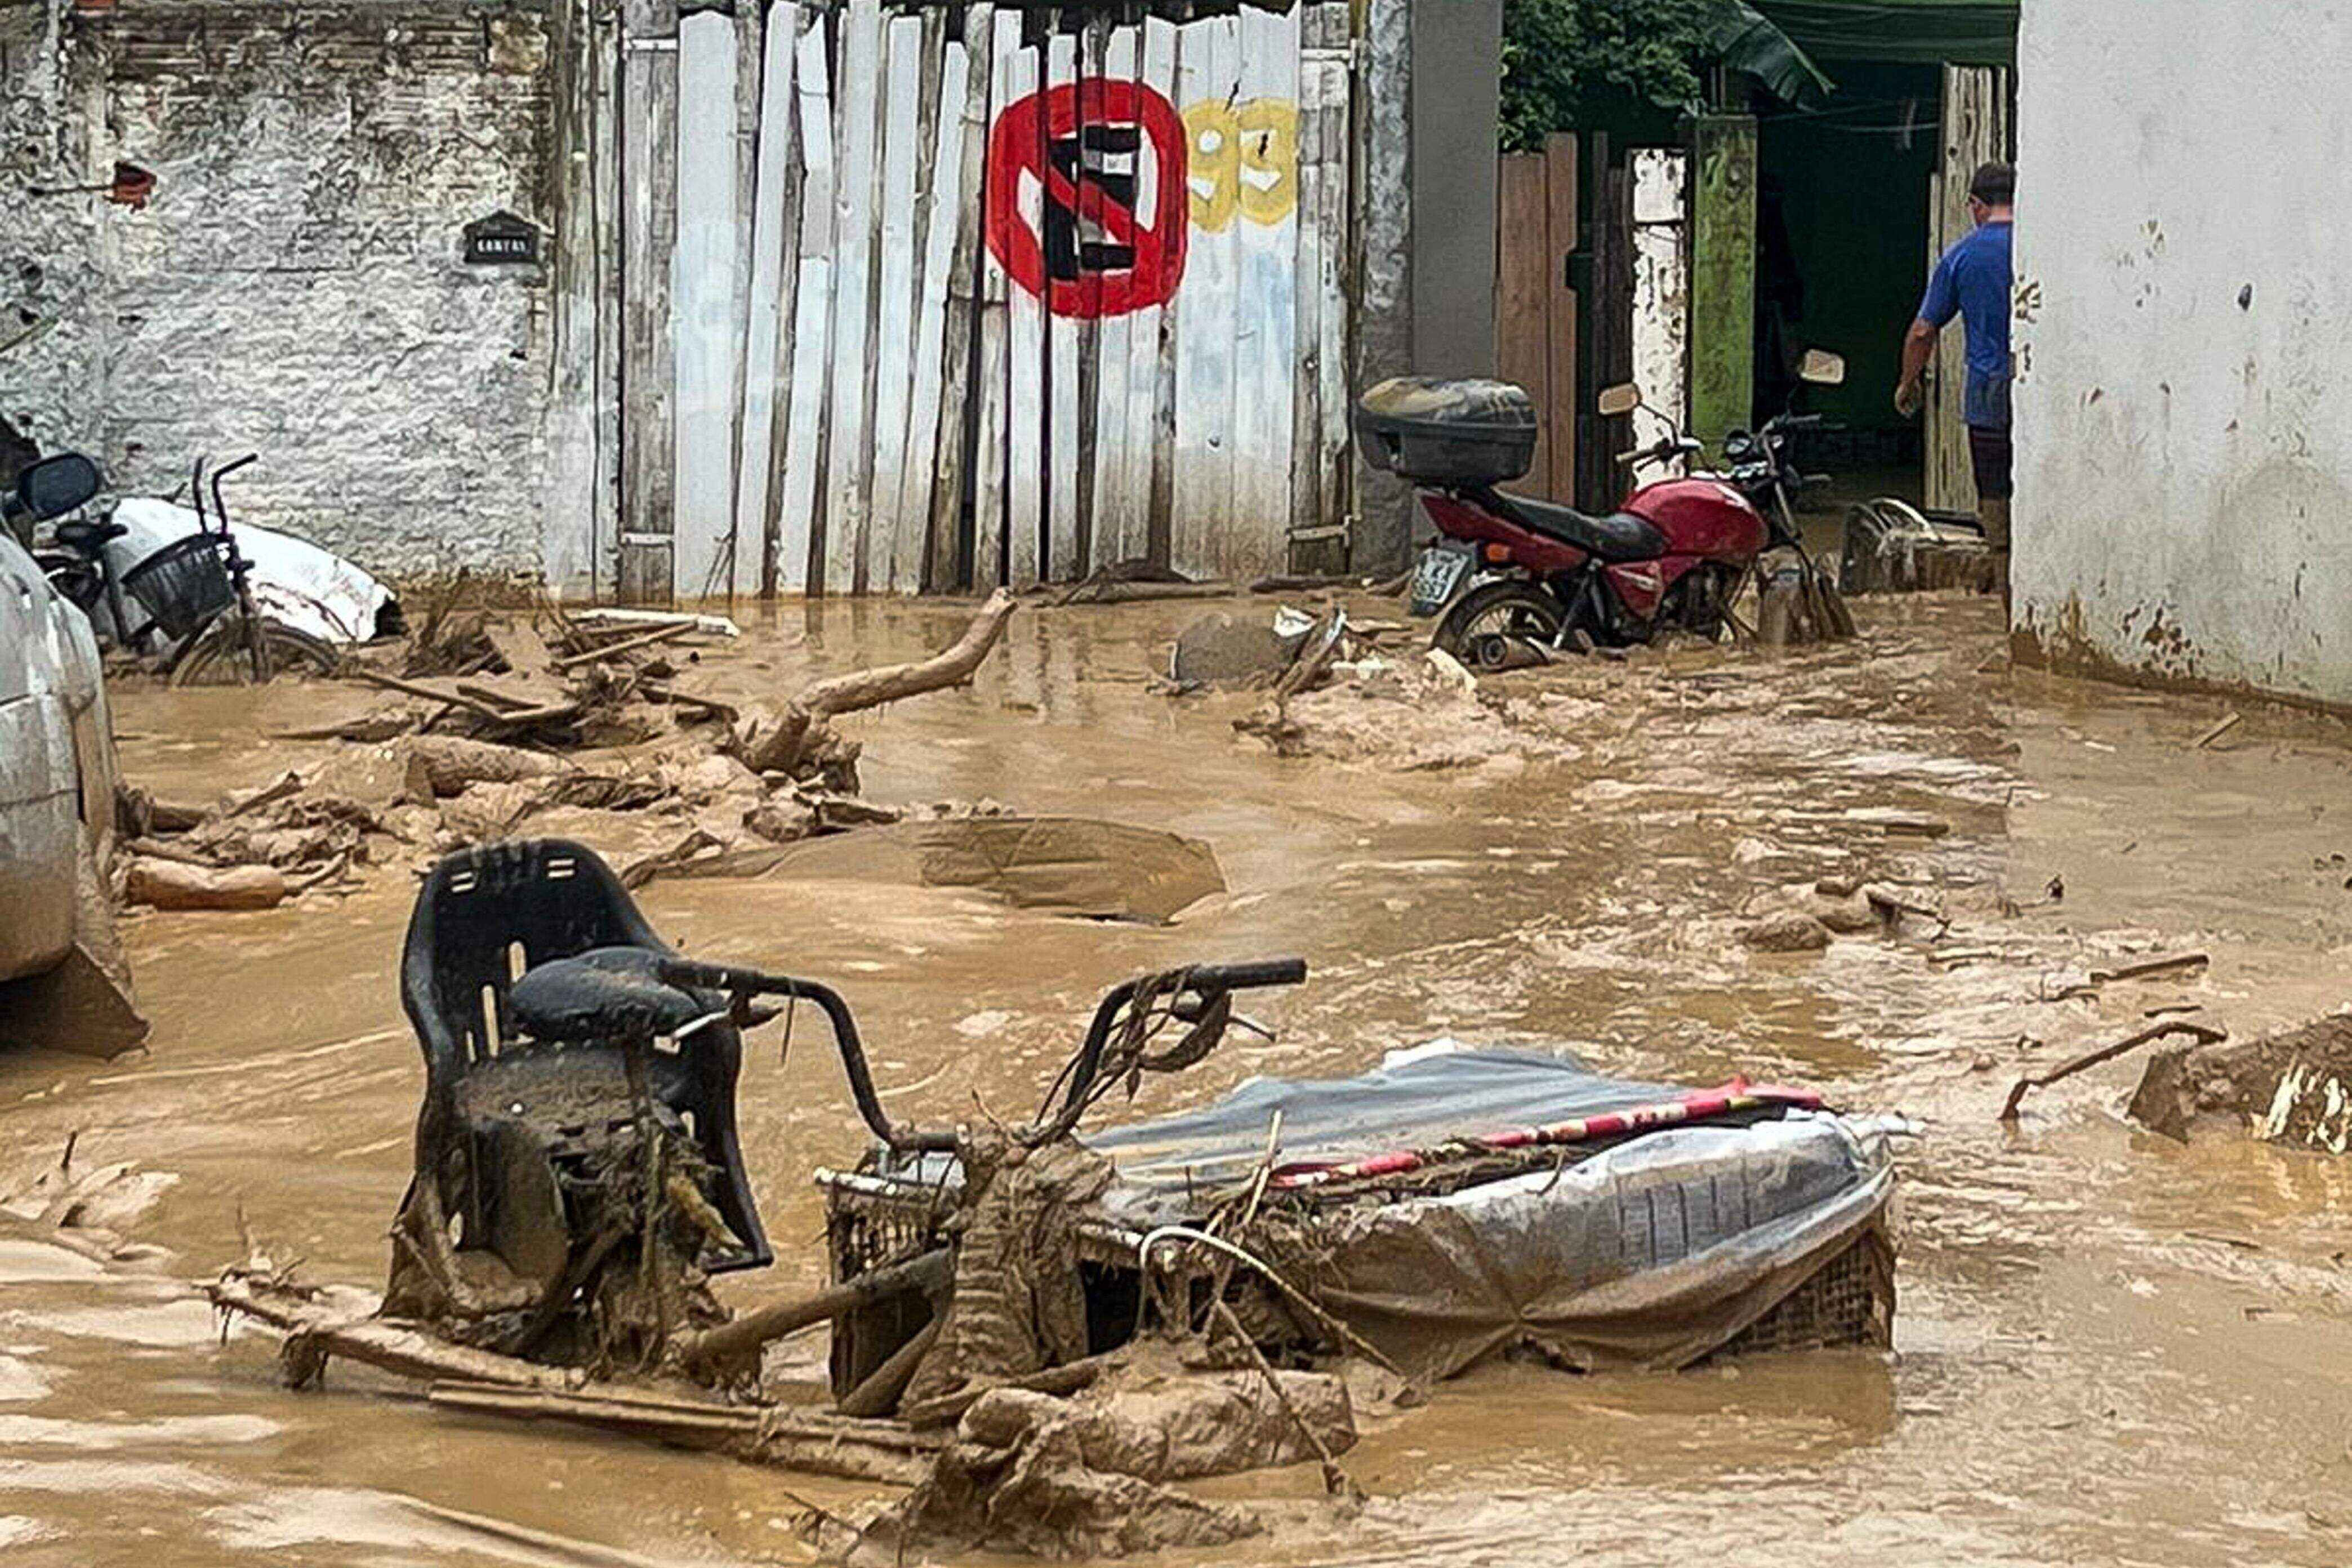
[398,838,772,1273]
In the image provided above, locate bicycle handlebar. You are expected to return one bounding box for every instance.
[1182,959,1308,991]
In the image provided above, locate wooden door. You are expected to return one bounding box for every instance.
[1926,64,2011,514]
[617,0,678,605]
[1493,132,1578,501]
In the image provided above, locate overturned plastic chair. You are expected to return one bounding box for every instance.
[389,839,771,1321]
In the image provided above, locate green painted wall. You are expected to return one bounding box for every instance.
[1689,115,1758,450]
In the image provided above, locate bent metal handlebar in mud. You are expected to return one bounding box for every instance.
[654,958,947,1151]
[657,956,1308,1153]
[1179,959,1308,992]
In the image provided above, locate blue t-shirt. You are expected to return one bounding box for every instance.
[1919,220,2014,429]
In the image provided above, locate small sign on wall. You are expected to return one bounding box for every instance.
[463,210,541,266]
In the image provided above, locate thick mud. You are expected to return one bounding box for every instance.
[6,594,2352,1565]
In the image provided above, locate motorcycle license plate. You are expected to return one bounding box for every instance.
[1409,544,1473,617]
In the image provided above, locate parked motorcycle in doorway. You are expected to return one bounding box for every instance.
[1357,350,1854,667]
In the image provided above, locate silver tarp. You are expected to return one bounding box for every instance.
[1084,1045,1897,1376]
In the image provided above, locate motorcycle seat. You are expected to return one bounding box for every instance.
[508,946,714,1043]
[54,519,127,553]
[1496,492,1666,563]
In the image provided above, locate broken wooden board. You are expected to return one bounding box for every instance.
[429,1382,942,1485]
[2132,1012,2352,1151]
[208,1272,941,1485]
[759,816,1226,924]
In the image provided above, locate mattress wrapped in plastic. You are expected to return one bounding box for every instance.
[1083,1044,1896,1377]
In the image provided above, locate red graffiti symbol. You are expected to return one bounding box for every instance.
[985,78,1187,318]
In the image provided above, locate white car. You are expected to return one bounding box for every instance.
[1,455,147,1052]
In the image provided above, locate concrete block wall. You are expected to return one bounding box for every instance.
[6,0,573,586]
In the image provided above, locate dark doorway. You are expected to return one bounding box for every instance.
[1754,63,1940,502]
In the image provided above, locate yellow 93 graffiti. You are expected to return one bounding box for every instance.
[1182,97,1298,233]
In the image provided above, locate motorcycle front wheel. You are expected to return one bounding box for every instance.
[168,617,345,688]
[1431,580,1570,671]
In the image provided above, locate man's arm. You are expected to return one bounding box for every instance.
[1898,251,1959,416]
[1895,319,1939,416]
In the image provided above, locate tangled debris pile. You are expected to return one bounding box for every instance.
[116,772,394,910]
[1,1134,176,1266]
[879,1349,1357,1557]
[113,593,1021,909]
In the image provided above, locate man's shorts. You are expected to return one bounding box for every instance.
[1968,424,2014,508]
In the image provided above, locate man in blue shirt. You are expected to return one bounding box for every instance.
[1896,161,2015,609]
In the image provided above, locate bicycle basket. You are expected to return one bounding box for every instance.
[121,534,234,641]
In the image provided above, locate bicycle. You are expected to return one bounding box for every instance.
[40,453,342,687]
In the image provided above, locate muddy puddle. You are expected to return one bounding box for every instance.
[7,593,2352,1565]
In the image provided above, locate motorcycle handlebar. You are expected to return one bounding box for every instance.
[1615,436,1703,468]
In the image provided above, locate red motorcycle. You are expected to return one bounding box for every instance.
[1356,351,1846,666]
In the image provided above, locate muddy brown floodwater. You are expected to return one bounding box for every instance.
[7,594,2352,1566]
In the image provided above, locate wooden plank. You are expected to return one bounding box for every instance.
[1288,8,1328,564]
[1927,64,2006,514]
[619,0,679,605]
[971,8,1019,590]
[1169,10,1239,580]
[1086,20,1139,571]
[1223,1,1299,582]
[865,13,925,595]
[740,3,800,603]
[728,0,763,596]
[1043,25,1080,579]
[926,1,996,592]
[1495,153,1550,482]
[1126,13,1177,572]
[823,0,885,594]
[674,8,743,605]
[899,30,970,595]
[544,0,618,598]
[1306,6,1353,564]
[1542,130,1579,504]
[1001,21,1044,589]
[776,10,835,595]
[1352,0,1414,564]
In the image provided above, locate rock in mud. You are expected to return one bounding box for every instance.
[1170,612,1303,688]
[1809,888,1883,934]
[1741,912,1834,953]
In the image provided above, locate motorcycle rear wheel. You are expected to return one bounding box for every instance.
[1431,581,1570,671]
[168,617,345,688]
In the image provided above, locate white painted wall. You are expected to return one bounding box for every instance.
[1630,148,1690,439]
[2015,0,2352,703]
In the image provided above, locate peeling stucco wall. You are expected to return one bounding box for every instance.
[4,0,589,588]
[2013,0,2352,707]
[2,1,108,469]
